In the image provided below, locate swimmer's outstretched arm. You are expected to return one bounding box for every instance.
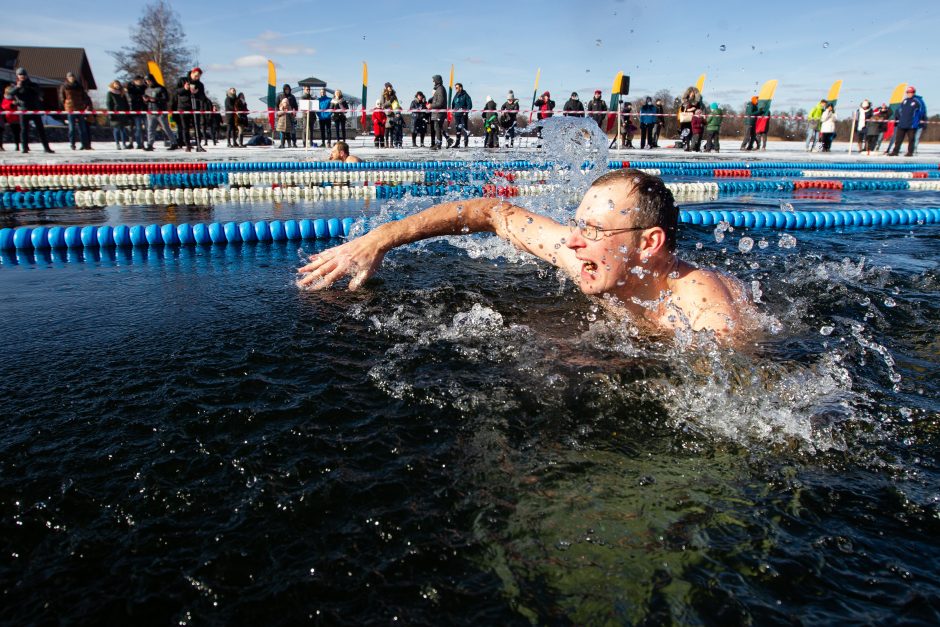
[297,197,577,290]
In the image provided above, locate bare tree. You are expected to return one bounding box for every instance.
[107,0,196,83]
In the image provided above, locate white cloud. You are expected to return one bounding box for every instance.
[234,55,270,68]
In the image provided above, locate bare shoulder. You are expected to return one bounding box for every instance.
[666,262,747,336]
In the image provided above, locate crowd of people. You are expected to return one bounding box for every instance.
[0,67,931,155]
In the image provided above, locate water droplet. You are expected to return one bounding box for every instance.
[738,237,754,253]
[823,41,829,48]
[719,44,727,52]
[757,239,769,249]
[595,39,602,47]
[820,325,834,336]
[777,234,797,249]
[884,297,896,308]
[585,69,590,73]
[362,35,366,40]
[695,242,704,249]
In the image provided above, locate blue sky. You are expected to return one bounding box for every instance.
[3,0,938,114]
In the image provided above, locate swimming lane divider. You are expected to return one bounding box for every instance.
[4,208,939,256]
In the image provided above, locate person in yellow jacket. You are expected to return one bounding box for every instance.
[805,99,827,152]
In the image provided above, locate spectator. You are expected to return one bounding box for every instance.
[482,95,499,148]
[409,91,429,147]
[500,91,520,147]
[330,89,348,142]
[754,103,770,150]
[652,98,665,147]
[298,86,316,147]
[889,86,922,157]
[855,100,873,153]
[703,102,722,153]
[806,98,826,151]
[380,83,399,109]
[563,92,585,117]
[208,104,222,145]
[1,86,20,152]
[429,74,451,149]
[9,68,53,153]
[143,73,174,151]
[224,87,238,147]
[276,84,298,147]
[389,101,404,148]
[616,101,635,149]
[820,103,836,152]
[688,107,705,152]
[328,140,362,163]
[911,89,927,154]
[639,96,656,149]
[318,87,333,147]
[534,91,555,139]
[235,92,249,147]
[872,103,891,152]
[275,92,296,148]
[451,82,472,148]
[740,96,759,151]
[107,80,131,150]
[677,101,694,149]
[372,99,386,148]
[58,71,92,150]
[587,90,607,129]
[175,67,207,152]
[126,75,147,149]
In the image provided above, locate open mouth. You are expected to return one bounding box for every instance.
[582,260,598,275]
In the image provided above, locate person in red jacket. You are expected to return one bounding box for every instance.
[372,99,387,148]
[688,107,706,152]
[534,91,555,143]
[1,86,20,151]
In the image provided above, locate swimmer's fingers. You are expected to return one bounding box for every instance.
[314,262,350,291]
[296,256,341,288]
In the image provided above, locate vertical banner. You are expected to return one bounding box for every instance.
[607,71,623,132]
[447,64,455,124]
[147,61,164,87]
[529,68,541,123]
[267,60,276,129]
[361,62,368,129]
[695,73,706,94]
[826,79,842,109]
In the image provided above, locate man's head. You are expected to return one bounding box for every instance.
[594,89,602,99]
[190,67,202,81]
[331,140,349,160]
[750,96,758,105]
[455,83,463,92]
[566,169,679,295]
[320,87,326,97]
[283,84,291,94]
[507,90,515,100]
[146,74,158,87]
[570,91,579,100]
[65,71,76,83]
[432,74,442,86]
[906,86,916,96]
[542,91,550,100]
[15,67,26,82]
[303,86,311,95]
[133,75,144,84]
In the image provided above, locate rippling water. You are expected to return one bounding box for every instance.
[2,125,940,624]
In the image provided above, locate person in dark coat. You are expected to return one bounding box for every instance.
[410,91,429,147]
[889,86,923,157]
[126,75,147,149]
[482,96,499,148]
[639,97,657,149]
[330,89,348,142]
[175,68,207,152]
[317,87,332,147]
[586,90,608,131]
[740,96,759,151]
[500,91,520,147]
[224,88,238,147]
[563,92,585,117]
[534,91,555,140]
[143,74,175,150]
[9,68,53,153]
[652,99,665,147]
[107,80,131,149]
[429,74,451,149]
[451,82,472,148]
[298,86,316,147]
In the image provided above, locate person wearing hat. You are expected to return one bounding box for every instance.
[107,80,131,150]
[703,102,723,153]
[371,98,387,148]
[639,97,657,149]
[2,85,21,151]
[911,88,927,154]
[451,83,472,148]
[127,75,148,149]
[534,91,555,143]
[563,92,585,118]
[58,71,92,150]
[429,75,451,149]
[409,91,429,147]
[9,68,54,153]
[740,95,759,151]
[855,100,873,153]
[889,86,923,157]
[500,91,520,147]
[174,67,207,152]
[482,95,499,148]
[587,89,607,129]
[275,84,298,148]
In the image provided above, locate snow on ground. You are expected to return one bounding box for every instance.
[1,137,937,165]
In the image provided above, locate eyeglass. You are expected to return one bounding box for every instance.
[568,218,650,241]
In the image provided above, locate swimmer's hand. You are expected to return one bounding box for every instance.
[296,231,386,291]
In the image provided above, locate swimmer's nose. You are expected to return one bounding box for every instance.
[566,227,586,250]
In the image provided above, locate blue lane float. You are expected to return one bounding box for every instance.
[3,210,939,255]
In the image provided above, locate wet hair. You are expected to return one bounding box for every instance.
[334,140,349,155]
[589,168,679,252]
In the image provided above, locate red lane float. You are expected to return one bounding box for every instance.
[794,180,844,190]
[0,162,208,176]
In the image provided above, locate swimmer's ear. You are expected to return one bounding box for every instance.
[639,227,667,259]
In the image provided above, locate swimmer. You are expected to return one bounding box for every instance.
[298,169,749,340]
[328,140,362,163]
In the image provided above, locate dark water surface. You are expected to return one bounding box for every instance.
[2,191,940,625]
